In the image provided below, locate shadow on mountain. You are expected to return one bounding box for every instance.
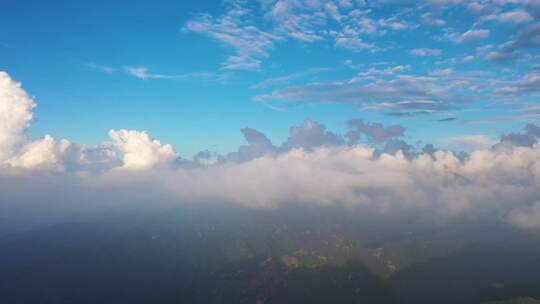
[0,222,396,303]
[263,261,397,304]
[389,238,540,304]
[2,203,540,303]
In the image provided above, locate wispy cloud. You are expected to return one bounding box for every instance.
[87,64,220,82]
[458,29,490,43]
[350,65,411,82]
[486,23,540,62]
[184,1,277,71]
[497,72,540,96]
[125,66,177,80]
[252,68,330,89]
[184,0,419,68]
[254,72,488,116]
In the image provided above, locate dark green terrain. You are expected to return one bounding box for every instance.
[2,203,540,303]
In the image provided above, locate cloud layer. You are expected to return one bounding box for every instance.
[2,71,540,232]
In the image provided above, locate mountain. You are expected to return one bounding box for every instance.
[2,203,540,303]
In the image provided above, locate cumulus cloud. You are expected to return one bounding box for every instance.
[498,123,540,147]
[347,119,405,143]
[0,71,172,172]
[0,71,36,162]
[225,120,344,163]
[282,119,342,151]
[7,136,73,170]
[108,129,178,170]
[225,128,277,162]
[379,138,415,158]
[0,71,96,171]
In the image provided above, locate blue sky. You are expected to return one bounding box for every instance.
[1,0,539,157]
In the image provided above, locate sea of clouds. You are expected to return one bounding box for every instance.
[2,71,540,232]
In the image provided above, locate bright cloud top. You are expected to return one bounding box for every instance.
[0,71,36,162]
[0,72,176,171]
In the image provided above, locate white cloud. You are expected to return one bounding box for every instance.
[347,119,405,143]
[442,28,490,44]
[429,0,465,6]
[125,67,175,80]
[441,135,496,150]
[499,10,532,23]
[89,65,219,82]
[0,71,88,170]
[0,71,36,162]
[421,12,446,26]
[351,65,411,81]
[27,142,540,232]
[0,71,175,171]
[497,72,540,95]
[429,68,453,76]
[459,29,490,43]
[184,0,420,66]
[7,136,72,170]
[253,68,330,89]
[255,73,483,115]
[4,71,540,232]
[108,129,179,170]
[182,0,538,71]
[184,2,277,70]
[410,48,442,57]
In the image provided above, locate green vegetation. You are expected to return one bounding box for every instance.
[2,204,540,303]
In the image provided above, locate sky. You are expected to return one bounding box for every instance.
[2,0,540,233]
[1,0,539,158]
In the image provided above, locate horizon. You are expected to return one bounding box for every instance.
[2,1,540,303]
[1,0,539,159]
